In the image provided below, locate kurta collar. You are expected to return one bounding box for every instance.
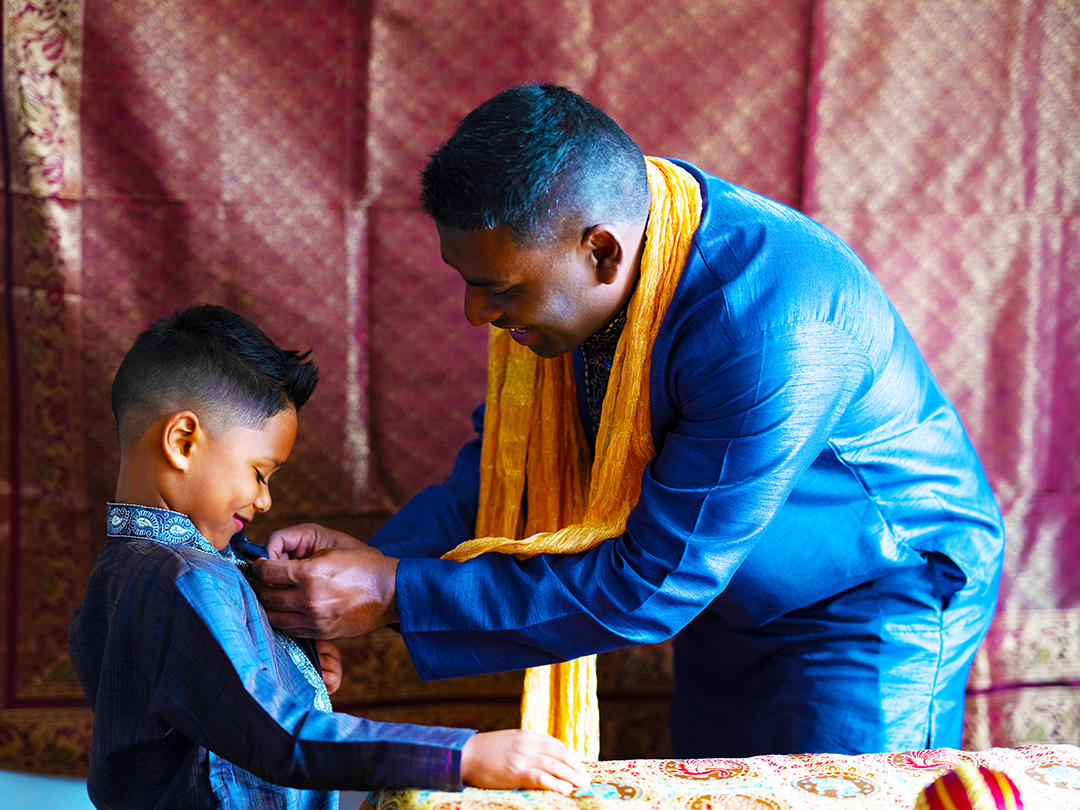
[578,304,629,441]
[106,502,239,562]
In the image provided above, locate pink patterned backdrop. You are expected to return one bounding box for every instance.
[1,0,1077,775]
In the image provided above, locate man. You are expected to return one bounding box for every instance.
[253,84,1005,758]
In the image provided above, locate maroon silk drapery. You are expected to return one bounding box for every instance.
[2,0,1077,774]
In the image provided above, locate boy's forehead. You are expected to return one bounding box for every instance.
[217,407,297,461]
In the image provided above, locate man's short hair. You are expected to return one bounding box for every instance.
[111,304,318,449]
[420,83,650,245]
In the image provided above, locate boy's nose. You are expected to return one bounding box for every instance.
[464,286,501,327]
[254,487,272,512]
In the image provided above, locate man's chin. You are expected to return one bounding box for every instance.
[527,341,574,359]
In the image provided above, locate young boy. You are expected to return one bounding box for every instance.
[69,305,588,810]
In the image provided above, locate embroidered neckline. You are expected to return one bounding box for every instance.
[108,502,217,551]
[106,503,333,713]
[580,306,628,437]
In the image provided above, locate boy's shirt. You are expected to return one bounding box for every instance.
[69,504,473,810]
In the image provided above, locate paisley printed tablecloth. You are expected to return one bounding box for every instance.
[374,745,1080,810]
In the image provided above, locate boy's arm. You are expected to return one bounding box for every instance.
[146,562,473,791]
[142,560,586,793]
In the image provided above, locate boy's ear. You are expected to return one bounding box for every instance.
[161,411,202,471]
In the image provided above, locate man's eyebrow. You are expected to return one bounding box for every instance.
[445,264,503,288]
[461,277,503,288]
[439,249,509,287]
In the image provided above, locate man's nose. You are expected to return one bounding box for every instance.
[464,286,501,327]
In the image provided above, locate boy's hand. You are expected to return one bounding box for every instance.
[461,730,590,795]
[315,640,343,695]
[264,523,366,560]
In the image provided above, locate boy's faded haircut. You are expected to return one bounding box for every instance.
[112,304,318,449]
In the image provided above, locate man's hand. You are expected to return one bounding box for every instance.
[461,730,590,794]
[251,537,399,638]
[264,522,366,560]
[315,640,343,695]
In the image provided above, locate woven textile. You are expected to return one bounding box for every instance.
[376,745,1080,810]
[2,0,1078,774]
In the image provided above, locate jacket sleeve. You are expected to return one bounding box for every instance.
[395,322,873,680]
[146,562,474,791]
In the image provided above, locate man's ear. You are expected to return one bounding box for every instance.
[161,411,202,471]
[583,225,623,285]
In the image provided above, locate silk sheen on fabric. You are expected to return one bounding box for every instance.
[3,0,1078,773]
[68,505,472,808]
[377,162,1005,757]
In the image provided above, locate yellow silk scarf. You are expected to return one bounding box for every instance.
[441,158,702,760]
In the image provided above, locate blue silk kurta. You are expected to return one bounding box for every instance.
[370,162,1005,756]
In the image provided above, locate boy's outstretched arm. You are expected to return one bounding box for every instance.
[461,729,590,795]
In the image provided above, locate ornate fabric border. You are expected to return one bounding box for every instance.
[377,744,1080,810]
[1,0,90,775]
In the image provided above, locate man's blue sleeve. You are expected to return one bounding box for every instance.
[394,324,873,680]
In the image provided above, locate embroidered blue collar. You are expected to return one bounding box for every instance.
[107,502,233,555]
[105,502,332,712]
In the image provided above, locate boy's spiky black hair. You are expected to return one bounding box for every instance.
[112,304,318,447]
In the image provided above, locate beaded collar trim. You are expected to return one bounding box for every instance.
[580,306,629,436]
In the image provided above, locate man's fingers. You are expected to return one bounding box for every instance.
[266,524,318,560]
[262,609,317,636]
[264,529,302,560]
[251,557,302,586]
[252,583,302,613]
[263,537,285,560]
[251,545,398,638]
[265,523,366,560]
